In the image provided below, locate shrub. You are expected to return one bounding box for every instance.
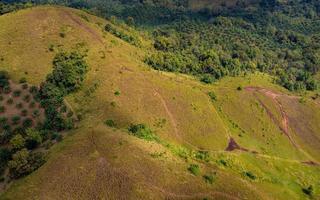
[25,128,42,149]
[188,164,200,176]
[59,32,65,38]
[21,83,28,90]
[203,173,216,184]
[200,74,215,84]
[20,109,28,117]
[29,86,38,94]
[0,147,11,175]
[243,171,256,180]
[32,110,40,117]
[104,119,116,127]
[4,85,11,94]
[19,77,27,84]
[64,118,74,130]
[208,91,217,101]
[22,118,33,128]
[237,86,243,91]
[0,95,3,101]
[195,151,210,162]
[11,115,21,125]
[302,185,313,196]
[15,103,23,109]
[0,106,5,113]
[128,124,158,141]
[0,71,10,88]
[8,149,45,179]
[0,130,11,144]
[10,134,25,150]
[13,90,21,97]
[0,117,8,126]
[23,94,31,102]
[7,98,13,105]
[114,90,120,96]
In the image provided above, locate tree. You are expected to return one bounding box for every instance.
[10,134,25,150]
[47,51,88,93]
[25,128,42,149]
[8,149,45,179]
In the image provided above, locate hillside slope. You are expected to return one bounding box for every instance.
[0,6,320,200]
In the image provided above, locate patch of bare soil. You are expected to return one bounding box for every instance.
[225,137,258,154]
[245,87,297,147]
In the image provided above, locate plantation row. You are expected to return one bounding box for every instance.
[0,50,88,183]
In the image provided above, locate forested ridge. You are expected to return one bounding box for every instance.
[2,0,320,91]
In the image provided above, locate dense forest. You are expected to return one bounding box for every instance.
[2,0,320,91]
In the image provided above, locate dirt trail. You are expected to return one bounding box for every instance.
[245,87,320,164]
[153,90,180,139]
[245,87,297,147]
[63,10,104,44]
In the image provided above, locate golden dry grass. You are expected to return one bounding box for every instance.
[0,6,320,200]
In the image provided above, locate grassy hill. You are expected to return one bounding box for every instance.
[0,6,320,200]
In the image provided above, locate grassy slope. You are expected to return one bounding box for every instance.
[0,6,319,200]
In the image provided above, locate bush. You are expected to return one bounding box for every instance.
[104,119,116,127]
[0,106,5,113]
[32,110,40,117]
[11,115,21,125]
[19,77,27,84]
[0,71,10,88]
[8,149,45,179]
[22,118,33,128]
[6,98,13,105]
[0,95,3,101]
[188,164,200,176]
[243,171,256,180]
[25,128,42,149]
[10,134,25,150]
[200,74,215,84]
[114,90,120,96]
[302,185,313,196]
[208,91,217,101]
[21,109,28,116]
[0,147,11,175]
[4,85,11,94]
[29,86,38,94]
[128,124,158,141]
[0,117,8,126]
[237,86,243,91]
[203,173,216,184]
[21,83,28,90]
[13,90,21,97]
[23,94,31,102]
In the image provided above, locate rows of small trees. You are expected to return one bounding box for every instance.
[0,50,88,181]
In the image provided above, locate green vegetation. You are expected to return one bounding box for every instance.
[104,119,116,127]
[40,50,88,130]
[203,173,216,184]
[128,124,159,142]
[104,23,141,47]
[31,0,320,91]
[187,164,200,176]
[0,4,320,200]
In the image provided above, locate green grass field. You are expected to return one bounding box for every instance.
[0,6,319,200]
